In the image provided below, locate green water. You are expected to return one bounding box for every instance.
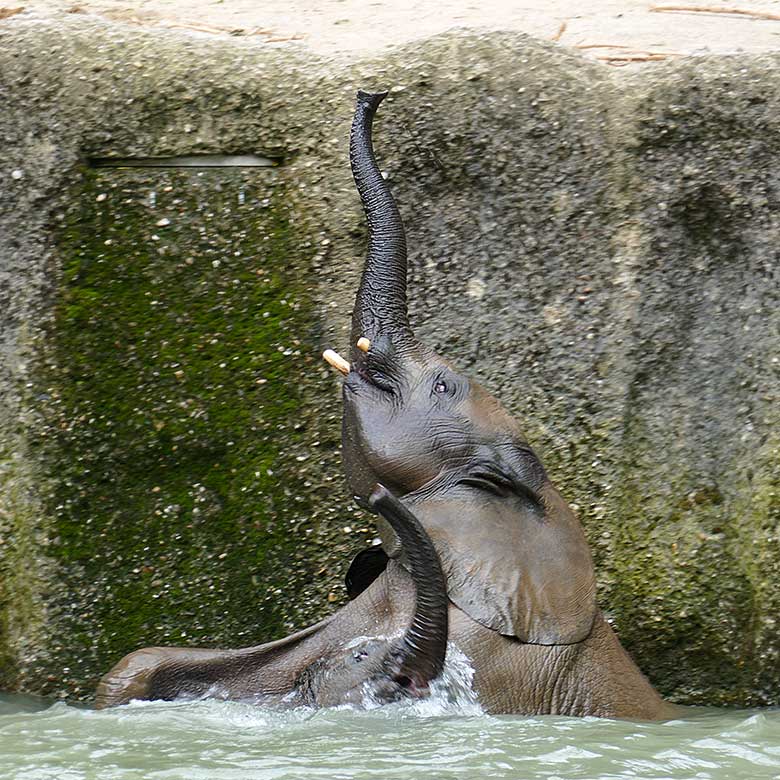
[1,693,779,780]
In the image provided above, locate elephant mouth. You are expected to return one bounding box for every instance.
[324,331,407,397]
[350,345,398,394]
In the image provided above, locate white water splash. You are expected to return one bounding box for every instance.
[345,634,385,650]
[360,641,483,716]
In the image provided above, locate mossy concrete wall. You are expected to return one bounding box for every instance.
[0,19,778,706]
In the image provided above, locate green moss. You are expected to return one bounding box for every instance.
[606,457,756,706]
[731,429,780,703]
[29,166,340,699]
[541,396,776,706]
[0,461,45,690]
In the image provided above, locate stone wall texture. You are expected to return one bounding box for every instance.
[0,19,778,706]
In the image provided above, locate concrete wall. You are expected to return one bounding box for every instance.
[0,19,778,705]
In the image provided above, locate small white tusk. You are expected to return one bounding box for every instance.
[323,349,350,375]
[357,337,371,353]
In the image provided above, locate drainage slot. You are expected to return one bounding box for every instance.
[89,154,282,169]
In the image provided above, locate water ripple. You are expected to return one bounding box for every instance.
[1,693,780,780]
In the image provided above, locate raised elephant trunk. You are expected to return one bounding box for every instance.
[368,485,448,691]
[349,91,414,358]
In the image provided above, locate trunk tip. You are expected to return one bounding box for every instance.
[368,483,391,513]
[356,90,389,110]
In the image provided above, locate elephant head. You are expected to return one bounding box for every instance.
[330,91,597,646]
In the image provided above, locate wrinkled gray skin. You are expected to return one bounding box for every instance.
[97,91,675,719]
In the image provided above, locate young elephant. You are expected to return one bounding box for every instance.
[325,90,673,719]
[98,91,675,719]
[96,486,447,708]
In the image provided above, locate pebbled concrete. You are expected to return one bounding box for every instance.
[0,18,778,705]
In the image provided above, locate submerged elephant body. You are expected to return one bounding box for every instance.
[97,91,674,720]
[95,565,414,710]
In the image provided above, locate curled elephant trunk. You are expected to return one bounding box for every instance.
[349,91,415,360]
[369,485,448,690]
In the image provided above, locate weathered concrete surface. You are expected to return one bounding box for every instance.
[0,19,778,705]
[13,0,780,60]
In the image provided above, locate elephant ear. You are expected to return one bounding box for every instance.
[405,486,597,645]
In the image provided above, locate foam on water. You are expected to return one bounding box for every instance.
[359,641,483,716]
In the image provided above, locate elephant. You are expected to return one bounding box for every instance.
[96,90,676,719]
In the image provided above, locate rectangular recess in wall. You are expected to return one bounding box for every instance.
[88,154,282,169]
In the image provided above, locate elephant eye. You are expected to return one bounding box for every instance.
[432,370,461,399]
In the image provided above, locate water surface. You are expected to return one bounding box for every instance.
[3,659,780,780]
